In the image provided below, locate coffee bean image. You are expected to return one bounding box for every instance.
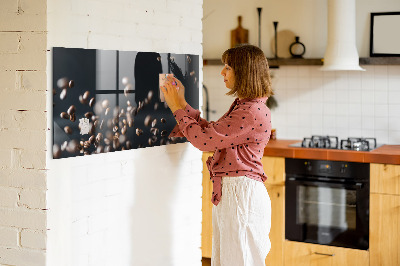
[60,112,69,120]
[89,135,95,144]
[113,125,118,133]
[61,141,68,151]
[70,113,76,122]
[136,128,143,136]
[104,138,111,145]
[187,55,191,63]
[64,126,72,134]
[67,105,76,115]
[83,91,90,101]
[84,112,93,119]
[89,97,95,107]
[148,138,153,146]
[113,106,120,117]
[102,99,109,109]
[160,138,167,145]
[144,115,152,127]
[99,119,104,129]
[190,70,195,76]
[94,120,99,128]
[84,151,90,155]
[79,95,87,104]
[124,84,133,97]
[157,56,161,61]
[151,119,157,127]
[154,102,159,110]
[122,77,129,85]
[126,141,132,149]
[96,133,103,143]
[104,145,111,153]
[147,90,153,101]
[105,107,110,116]
[150,127,159,136]
[161,118,166,123]
[66,140,79,153]
[97,145,104,153]
[69,80,74,88]
[57,77,68,89]
[121,125,127,135]
[119,134,126,144]
[151,135,157,142]
[144,98,149,105]
[161,130,167,137]
[53,144,61,159]
[113,138,120,149]
[60,88,67,100]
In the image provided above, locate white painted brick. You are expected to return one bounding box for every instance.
[0,149,11,168]
[0,13,46,32]
[0,187,19,208]
[0,227,19,247]
[0,71,15,90]
[20,150,46,170]
[0,169,47,189]
[0,90,46,111]
[15,70,47,91]
[0,33,20,54]
[0,247,45,266]
[0,208,46,230]
[0,129,46,151]
[19,189,46,209]
[0,110,47,131]
[20,229,46,249]
[88,212,109,234]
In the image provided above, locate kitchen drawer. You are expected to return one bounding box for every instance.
[370,163,400,195]
[284,240,369,266]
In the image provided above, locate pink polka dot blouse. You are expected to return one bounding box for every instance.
[169,97,272,206]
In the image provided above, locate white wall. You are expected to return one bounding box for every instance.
[0,0,48,265]
[46,0,203,266]
[203,0,400,58]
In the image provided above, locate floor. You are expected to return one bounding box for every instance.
[202,257,211,266]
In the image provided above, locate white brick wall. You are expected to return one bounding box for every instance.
[0,0,48,265]
[46,1,203,266]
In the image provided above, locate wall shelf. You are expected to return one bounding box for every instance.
[203,57,400,67]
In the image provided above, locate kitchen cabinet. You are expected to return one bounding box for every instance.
[370,163,400,266]
[201,153,286,265]
[284,241,369,266]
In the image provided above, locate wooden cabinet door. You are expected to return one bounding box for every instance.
[370,163,400,195]
[284,241,369,266]
[202,152,213,258]
[370,193,400,266]
[265,184,285,266]
[262,156,285,186]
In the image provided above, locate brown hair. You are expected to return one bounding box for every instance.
[221,44,273,99]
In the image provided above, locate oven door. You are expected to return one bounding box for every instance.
[285,177,369,250]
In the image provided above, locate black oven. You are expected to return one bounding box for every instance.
[285,158,369,250]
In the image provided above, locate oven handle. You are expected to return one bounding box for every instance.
[313,251,335,257]
[286,177,364,189]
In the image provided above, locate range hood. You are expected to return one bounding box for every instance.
[320,0,365,71]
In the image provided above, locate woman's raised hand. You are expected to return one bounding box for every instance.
[160,76,185,113]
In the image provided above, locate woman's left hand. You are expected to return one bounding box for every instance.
[161,76,184,113]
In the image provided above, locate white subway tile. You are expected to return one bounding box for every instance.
[389,117,400,131]
[374,90,388,104]
[374,130,389,144]
[388,91,400,105]
[388,131,400,144]
[374,65,388,78]
[389,104,400,117]
[375,104,389,117]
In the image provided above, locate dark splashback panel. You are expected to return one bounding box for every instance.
[52,47,199,159]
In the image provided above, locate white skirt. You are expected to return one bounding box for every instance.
[211,176,271,266]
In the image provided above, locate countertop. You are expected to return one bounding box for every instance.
[263,139,400,165]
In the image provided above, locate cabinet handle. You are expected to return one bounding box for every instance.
[313,252,335,257]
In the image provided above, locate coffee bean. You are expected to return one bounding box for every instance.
[151,119,157,127]
[151,135,157,142]
[113,125,118,133]
[113,106,120,117]
[148,138,153,146]
[147,90,153,101]
[53,144,61,158]
[136,128,143,136]
[113,138,120,149]
[89,135,95,144]
[161,118,166,123]
[105,107,110,116]
[157,56,161,61]
[79,95,87,104]
[94,120,99,127]
[190,70,195,76]
[121,125,127,135]
[60,112,69,120]
[102,99,109,109]
[154,102,159,110]
[104,138,111,145]
[150,127,159,136]
[60,88,67,100]
[84,112,93,119]
[99,119,104,129]
[70,113,76,122]
[69,80,74,88]
[160,138,167,145]
[96,133,102,143]
[97,145,104,153]
[122,77,129,85]
[67,105,76,115]
[144,98,149,105]
[161,130,167,137]
[124,84,133,97]
[61,141,68,151]
[104,145,111,153]
[144,115,152,127]
[83,91,90,101]
[126,140,132,149]
[64,126,72,134]
[89,97,95,107]
[66,140,78,153]
[57,77,68,89]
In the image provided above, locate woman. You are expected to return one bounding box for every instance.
[161,44,273,266]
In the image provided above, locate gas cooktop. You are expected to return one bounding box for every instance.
[289,135,383,151]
